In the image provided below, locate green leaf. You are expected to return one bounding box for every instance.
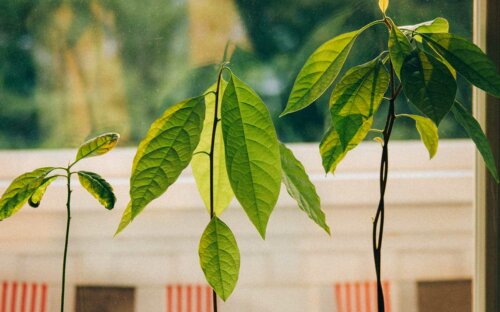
[199,217,240,301]
[115,203,132,236]
[78,171,116,210]
[401,49,457,125]
[401,17,449,34]
[279,143,330,234]
[388,19,414,78]
[221,72,281,239]
[399,114,439,159]
[281,20,382,116]
[320,118,373,174]
[0,167,55,220]
[28,176,58,208]
[76,132,120,161]
[421,33,500,97]
[129,96,205,220]
[451,102,499,183]
[192,82,234,216]
[330,57,389,149]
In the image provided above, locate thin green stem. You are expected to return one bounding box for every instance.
[60,169,72,312]
[208,65,225,312]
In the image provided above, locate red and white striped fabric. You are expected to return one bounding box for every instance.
[0,281,47,312]
[166,284,213,312]
[334,281,391,312]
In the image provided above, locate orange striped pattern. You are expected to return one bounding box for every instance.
[166,284,213,312]
[0,282,47,312]
[334,281,391,312]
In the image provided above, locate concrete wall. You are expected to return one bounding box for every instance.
[0,140,475,311]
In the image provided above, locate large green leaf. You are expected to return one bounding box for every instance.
[221,72,281,239]
[199,217,240,301]
[421,33,500,97]
[399,114,439,159]
[279,143,330,234]
[320,118,373,174]
[401,49,457,125]
[401,17,449,34]
[0,167,55,220]
[330,57,389,149]
[281,20,382,116]
[128,96,205,220]
[192,82,234,216]
[28,176,58,208]
[78,171,116,209]
[451,102,499,183]
[76,132,120,162]
[388,19,413,78]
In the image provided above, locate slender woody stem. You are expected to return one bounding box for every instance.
[208,66,225,312]
[61,169,72,312]
[373,61,397,312]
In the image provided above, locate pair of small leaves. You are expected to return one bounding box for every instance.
[0,133,119,220]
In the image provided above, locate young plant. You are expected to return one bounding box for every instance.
[116,62,330,310]
[0,133,120,312]
[281,0,500,311]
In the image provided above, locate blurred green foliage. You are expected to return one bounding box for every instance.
[0,0,472,148]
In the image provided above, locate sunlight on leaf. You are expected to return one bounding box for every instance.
[401,17,449,34]
[128,96,205,221]
[199,217,240,301]
[28,176,58,208]
[0,167,55,220]
[76,133,120,162]
[281,20,383,116]
[399,114,439,159]
[78,171,116,209]
[192,82,234,216]
[222,72,281,239]
[388,19,413,78]
[378,0,389,15]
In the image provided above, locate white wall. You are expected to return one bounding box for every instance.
[0,140,475,311]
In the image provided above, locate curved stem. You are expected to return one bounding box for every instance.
[208,65,225,312]
[373,61,397,312]
[61,170,72,312]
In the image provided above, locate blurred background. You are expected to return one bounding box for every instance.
[0,0,472,148]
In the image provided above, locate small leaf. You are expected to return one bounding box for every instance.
[78,171,116,209]
[281,21,382,116]
[330,57,389,149]
[421,33,500,97]
[199,217,240,301]
[388,19,414,78]
[378,0,389,14]
[28,176,58,208]
[76,132,120,161]
[115,203,132,236]
[451,102,499,183]
[320,118,373,174]
[401,17,449,34]
[373,137,384,146]
[401,49,457,125]
[0,167,55,220]
[128,96,205,220]
[192,82,234,216]
[222,72,281,239]
[400,114,439,159]
[280,143,330,234]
